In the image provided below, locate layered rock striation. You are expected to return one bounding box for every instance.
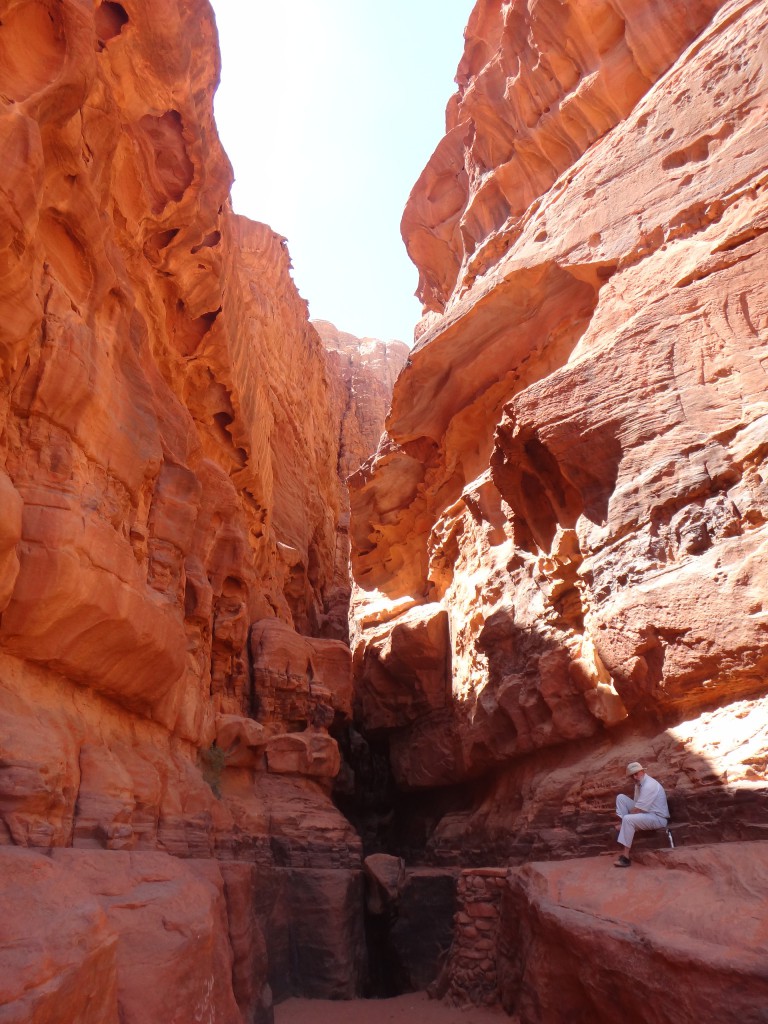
[314,320,410,482]
[4,0,768,1017]
[350,0,768,858]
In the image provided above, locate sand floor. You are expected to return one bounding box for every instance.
[275,993,511,1024]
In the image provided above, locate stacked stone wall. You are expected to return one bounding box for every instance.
[440,867,506,1007]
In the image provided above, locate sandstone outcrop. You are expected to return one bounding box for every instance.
[250,617,353,727]
[0,848,119,1024]
[350,0,768,860]
[0,0,347,755]
[4,0,768,1016]
[498,845,768,1023]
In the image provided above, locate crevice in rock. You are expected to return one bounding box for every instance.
[331,720,491,996]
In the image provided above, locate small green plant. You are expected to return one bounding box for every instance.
[200,742,227,799]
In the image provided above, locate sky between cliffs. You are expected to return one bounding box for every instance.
[210,0,471,347]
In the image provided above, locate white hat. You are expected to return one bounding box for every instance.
[627,761,644,775]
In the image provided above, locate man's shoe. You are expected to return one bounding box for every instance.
[614,855,631,867]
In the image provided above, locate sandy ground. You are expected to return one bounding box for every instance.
[275,993,511,1024]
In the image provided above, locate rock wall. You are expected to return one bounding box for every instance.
[0,847,262,1024]
[314,320,410,481]
[436,868,506,1008]
[314,320,410,639]
[0,0,344,760]
[4,0,767,1016]
[0,1,400,1019]
[350,0,768,858]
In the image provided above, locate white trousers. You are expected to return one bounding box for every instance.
[616,793,667,848]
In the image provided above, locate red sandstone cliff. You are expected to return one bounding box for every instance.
[0,0,404,1018]
[314,320,410,640]
[351,0,768,854]
[347,4,768,1015]
[4,0,768,1019]
[314,320,410,481]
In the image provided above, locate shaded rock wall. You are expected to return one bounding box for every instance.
[350,0,768,858]
[363,854,459,996]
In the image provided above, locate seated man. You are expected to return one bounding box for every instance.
[615,761,669,867]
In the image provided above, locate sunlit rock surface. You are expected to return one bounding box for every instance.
[351,0,768,854]
[0,0,344,744]
[498,845,768,1023]
[314,320,410,640]
[3,0,768,1015]
[314,320,409,480]
[0,0,384,1012]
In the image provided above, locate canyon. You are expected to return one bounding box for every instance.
[0,1,767,1023]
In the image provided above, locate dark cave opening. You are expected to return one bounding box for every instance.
[330,721,489,997]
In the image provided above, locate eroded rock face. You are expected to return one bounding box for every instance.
[250,617,353,727]
[0,848,118,1024]
[350,0,768,858]
[0,0,346,740]
[0,0,378,1010]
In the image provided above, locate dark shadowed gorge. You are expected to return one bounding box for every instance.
[1,1,767,1023]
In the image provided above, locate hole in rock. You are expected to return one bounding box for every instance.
[95,1,128,43]
[213,410,233,440]
[172,306,220,357]
[519,470,558,551]
[191,230,221,254]
[222,575,245,599]
[138,110,194,211]
[144,228,179,258]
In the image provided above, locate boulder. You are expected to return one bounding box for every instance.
[215,713,270,768]
[364,852,406,914]
[265,730,341,781]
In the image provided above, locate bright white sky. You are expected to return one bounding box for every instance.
[210,0,472,345]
